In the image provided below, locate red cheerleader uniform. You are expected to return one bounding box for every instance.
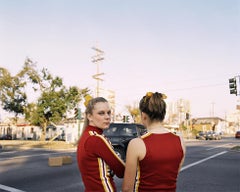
[134,132,184,192]
[77,125,125,192]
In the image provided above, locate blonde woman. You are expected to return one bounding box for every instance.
[77,97,125,192]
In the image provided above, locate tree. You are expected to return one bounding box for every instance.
[0,67,28,123]
[0,58,90,140]
[23,58,89,140]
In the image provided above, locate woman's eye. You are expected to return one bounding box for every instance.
[98,111,111,115]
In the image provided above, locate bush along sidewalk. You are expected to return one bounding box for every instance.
[230,145,240,152]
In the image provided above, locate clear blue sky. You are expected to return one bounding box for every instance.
[0,0,239,118]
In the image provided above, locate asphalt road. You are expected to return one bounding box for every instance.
[0,137,239,192]
[177,137,240,192]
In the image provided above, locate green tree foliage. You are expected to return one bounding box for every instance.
[0,57,89,140]
[24,58,89,140]
[0,67,27,122]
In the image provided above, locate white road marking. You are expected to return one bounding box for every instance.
[0,184,26,192]
[180,151,228,172]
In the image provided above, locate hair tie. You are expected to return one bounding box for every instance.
[146,92,153,97]
[144,92,153,102]
[84,94,93,107]
[161,93,167,99]
[144,92,167,102]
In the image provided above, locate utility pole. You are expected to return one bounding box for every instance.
[108,90,116,121]
[91,46,104,97]
[211,102,215,117]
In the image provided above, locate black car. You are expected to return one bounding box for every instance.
[103,123,147,160]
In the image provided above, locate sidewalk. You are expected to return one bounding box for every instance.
[0,140,77,150]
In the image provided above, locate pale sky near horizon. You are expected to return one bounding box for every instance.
[0,0,240,119]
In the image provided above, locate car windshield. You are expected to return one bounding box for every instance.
[120,126,136,136]
[104,123,146,137]
[104,127,117,136]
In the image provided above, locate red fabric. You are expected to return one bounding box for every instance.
[135,132,184,192]
[77,125,125,192]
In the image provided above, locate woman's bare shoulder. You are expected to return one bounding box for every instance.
[128,137,145,151]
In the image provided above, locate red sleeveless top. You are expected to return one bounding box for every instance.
[134,132,184,192]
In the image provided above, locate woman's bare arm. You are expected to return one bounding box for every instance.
[122,138,145,192]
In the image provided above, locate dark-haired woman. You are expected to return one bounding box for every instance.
[122,92,185,192]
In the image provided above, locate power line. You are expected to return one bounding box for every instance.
[167,83,225,92]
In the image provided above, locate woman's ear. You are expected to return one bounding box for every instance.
[141,112,149,127]
[87,113,92,122]
[141,112,148,121]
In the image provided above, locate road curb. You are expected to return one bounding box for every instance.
[0,140,77,151]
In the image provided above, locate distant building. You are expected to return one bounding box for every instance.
[192,117,226,133]
[167,98,190,125]
[0,117,42,140]
[226,111,240,133]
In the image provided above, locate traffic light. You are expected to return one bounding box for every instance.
[229,77,237,95]
[122,115,125,122]
[74,108,81,120]
[186,112,190,120]
[123,115,130,123]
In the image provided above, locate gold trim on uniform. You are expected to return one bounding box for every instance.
[98,158,114,192]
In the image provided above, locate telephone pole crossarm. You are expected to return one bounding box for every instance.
[91,46,105,97]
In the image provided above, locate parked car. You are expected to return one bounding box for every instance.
[0,134,12,140]
[205,131,222,140]
[103,123,147,160]
[235,131,240,139]
[196,131,207,140]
